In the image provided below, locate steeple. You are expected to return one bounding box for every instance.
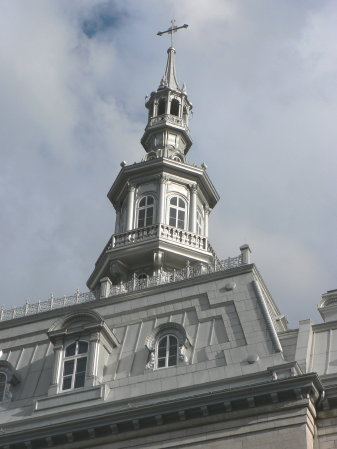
[159,47,180,91]
[87,27,220,295]
[141,45,193,160]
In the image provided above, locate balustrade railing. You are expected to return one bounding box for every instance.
[97,225,209,264]
[0,254,244,322]
[148,114,190,133]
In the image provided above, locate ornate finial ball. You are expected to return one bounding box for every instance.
[201,162,208,170]
[120,161,127,167]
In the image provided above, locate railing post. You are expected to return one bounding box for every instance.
[100,277,112,299]
[240,244,251,264]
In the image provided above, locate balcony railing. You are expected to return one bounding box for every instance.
[0,254,244,322]
[95,225,210,267]
[147,114,190,134]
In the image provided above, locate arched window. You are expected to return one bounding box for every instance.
[156,335,178,368]
[0,373,6,401]
[138,273,148,287]
[62,341,88,391]
[196,209,203,235]
[138,196,154,228]
[169,197,186,229]
[170,99,179,116]
[158,98,166,115]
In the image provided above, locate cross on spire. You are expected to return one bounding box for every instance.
[157,19,188,47]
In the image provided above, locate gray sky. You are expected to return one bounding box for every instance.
[0,0,336,327]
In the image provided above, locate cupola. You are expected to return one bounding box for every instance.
[87,30,220,295]
[141,47,193,162]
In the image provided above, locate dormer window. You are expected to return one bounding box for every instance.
[47,311,119,396]
[145,322,190,371]
[0,361,20,402]
[170,99,179,116]
[62,341,88,391]
[169,197,186,229]
[158,98,166,115]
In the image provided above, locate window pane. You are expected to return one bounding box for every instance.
[65,343,76,357]
[147,207,153,218]
[147,196,154,205]
[64,360,74,376]
[76,357,87,373]
[168,356,177,366]
[158,358,166,368]
[139,198,146,207]
[169,208,176,220]
[178,210,185,221]
[78,341,88,354]
[170,197,177,206]
[62,376,72,390]
[178,198,185,208]
[0,373,6,383]
[74,372,85,388]
[158,347,166,358]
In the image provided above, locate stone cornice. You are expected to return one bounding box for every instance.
[0,372,323,448]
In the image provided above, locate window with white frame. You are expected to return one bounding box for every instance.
[47,311,119,396]
[169,196,186,229]
[62,341,88,391]
[138,195,154,228]
[145,322,190,371]
[156,335,178,368]
[196,209,203,235]
[0,373,6,401]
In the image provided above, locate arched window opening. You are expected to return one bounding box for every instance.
[62,341,88,391]
[196,210,203,235]
[170,99,180,116]
[156,335,178,368]
[169,197,186,229]
[138,273,148,287]
[0,373,6,401]
[138,196,154,228]
[158,98,166,115]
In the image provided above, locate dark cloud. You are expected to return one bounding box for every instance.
[81,2,127,38]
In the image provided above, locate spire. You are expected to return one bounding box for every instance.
[159,47,180,91]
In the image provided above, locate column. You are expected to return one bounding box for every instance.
[126,183,136,231]
[87,333,100,385]
[48,343,63,395]
[189,184,197,233]
[114,204,121,234]
[158,175,168,224]
[204,205,210,238]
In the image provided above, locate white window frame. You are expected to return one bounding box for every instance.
[61,341,89,392]
[168,196,187,230]
[156,334,179,369]
[137,195,155,228]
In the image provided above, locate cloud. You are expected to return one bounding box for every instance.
[0,0,336,330]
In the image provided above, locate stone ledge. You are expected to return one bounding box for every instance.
[35,385,106,412]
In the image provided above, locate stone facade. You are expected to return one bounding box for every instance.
[0,33,336,449]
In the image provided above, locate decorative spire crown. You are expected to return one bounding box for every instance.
[159,47,180,91]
